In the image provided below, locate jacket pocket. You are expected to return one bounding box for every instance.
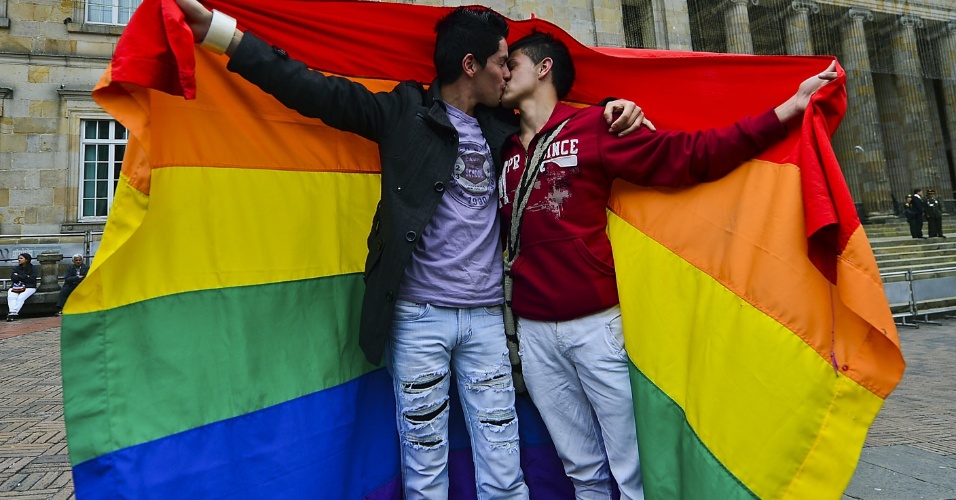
[571,238,615,276]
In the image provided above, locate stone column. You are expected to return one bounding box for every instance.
[501,0,624,48]
[831,7,893,216]
[785,1,817,56]
[650,0,694,51]
[891,14,945,194]
[725,0,755,54]
[593,0,626,47]
[37,251,62,293]
[937,22,956,202]
[873,73,910,206]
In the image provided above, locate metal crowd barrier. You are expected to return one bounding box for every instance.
[882,266,956,329]
[0,230,101,263]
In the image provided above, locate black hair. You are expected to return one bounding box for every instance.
[433,7,509,85]
[18,253,33,273]
[508,31,575,99]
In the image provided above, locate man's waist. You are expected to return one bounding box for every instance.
[398,276,504,307]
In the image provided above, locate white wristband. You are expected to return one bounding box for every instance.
[200,9,237,55]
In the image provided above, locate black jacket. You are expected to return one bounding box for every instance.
[228,33,518,364]
[64,264,90,286]
[911,194,926,219]
[10,264,38,288]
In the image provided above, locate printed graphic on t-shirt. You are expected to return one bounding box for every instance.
[542,139,579,170]
[451,141,495,208]
[525,137,581,220]
[532,167,576,219]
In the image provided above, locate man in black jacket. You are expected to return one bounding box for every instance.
[174,1,644,497]
[911,188,926,239]
[55,254,89,315]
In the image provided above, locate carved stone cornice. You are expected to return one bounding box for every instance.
[56,87,94,101]
[815,0,953,23]
[899,14,924,29]
[0,87,11,100]
[791,1,820,14]
[848,8,874,22]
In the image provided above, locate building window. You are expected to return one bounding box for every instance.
[0,0,10,30]
[80,119,127,219]
[84,0,141,25]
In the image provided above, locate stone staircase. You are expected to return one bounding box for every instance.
[864,217,956,279]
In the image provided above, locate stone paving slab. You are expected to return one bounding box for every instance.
[846,445,956,500]
[1,316,955,499]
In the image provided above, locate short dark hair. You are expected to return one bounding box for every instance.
[433,7,509,86]
[508,31,575,99]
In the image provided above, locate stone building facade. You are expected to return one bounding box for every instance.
[0,0,130,242]
[0,0,953,242]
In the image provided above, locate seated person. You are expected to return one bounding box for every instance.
[7,253,39,321]
[56,254,89,315]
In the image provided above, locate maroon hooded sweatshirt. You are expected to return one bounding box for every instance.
[499,102,787,321]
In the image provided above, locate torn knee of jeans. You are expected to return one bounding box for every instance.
[399,371,448,400]
[465,370,513,393]
[402,399,450,450]
[487,437,521,454]
[477,407,519,452]
[405,432,446,450]
[403,398,450,425]
[477,407,517,430]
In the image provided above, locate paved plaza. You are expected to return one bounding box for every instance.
[1,316,954,499]
[0,316,73,499]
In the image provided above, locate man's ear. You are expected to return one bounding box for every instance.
[462,54,477,78]
[538,57,554,81]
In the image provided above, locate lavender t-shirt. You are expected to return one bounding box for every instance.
[397,103,504,306]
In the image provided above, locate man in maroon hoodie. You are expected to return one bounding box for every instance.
[498,32,838,499]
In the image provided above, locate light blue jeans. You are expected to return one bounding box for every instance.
[518,305,644,500]
[386,300,529,500]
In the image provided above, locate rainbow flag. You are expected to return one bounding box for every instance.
[61,0,904,498]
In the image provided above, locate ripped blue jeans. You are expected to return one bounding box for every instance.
[386,300,529,500]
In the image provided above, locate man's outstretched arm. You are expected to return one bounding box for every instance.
[774,60,839,125]
[600,60,840,187]
[175,0,652,136]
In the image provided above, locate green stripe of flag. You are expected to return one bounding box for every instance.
[630,363,758,499]
[62,274,374,465]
